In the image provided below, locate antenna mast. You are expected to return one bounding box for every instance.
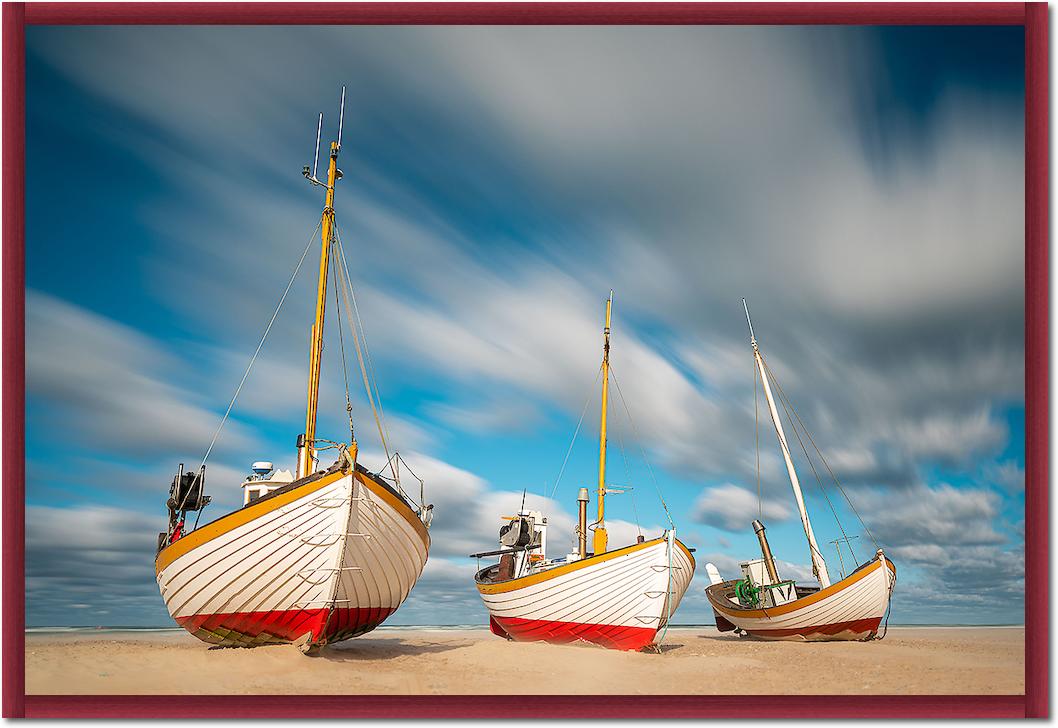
[312,113,322,181]
[337,86,346,150]
[296,90,346,479]
[592,291,613,555]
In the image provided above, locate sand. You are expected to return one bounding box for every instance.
[25,626,1024,695]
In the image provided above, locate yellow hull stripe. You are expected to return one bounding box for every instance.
[155,470,343,575]
[710,557,896,619]
[675,539,697,573]
[477,536,693,595]
[355,470,430,548]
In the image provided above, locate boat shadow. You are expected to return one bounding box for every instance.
[696,633,762,643]
[648,642,685,654]
[318,638,469,661]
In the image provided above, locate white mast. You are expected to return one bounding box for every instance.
[743,299,830,588]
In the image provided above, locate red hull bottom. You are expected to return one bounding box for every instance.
[176,606,396,648]
[490,615,659,651]
[744,617,883,641]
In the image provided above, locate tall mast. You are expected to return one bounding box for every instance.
[742,299,831,588]
[296,138,341,479]
[592,291,613,555]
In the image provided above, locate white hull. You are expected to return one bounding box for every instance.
[475,536,695,650]
[706,556,895,641]
[156,465,429,647]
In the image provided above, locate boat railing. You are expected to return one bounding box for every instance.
[378,451,428,516]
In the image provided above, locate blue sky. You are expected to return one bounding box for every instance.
[24,25,1024,627]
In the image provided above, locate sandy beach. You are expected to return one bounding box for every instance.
[26,626,1023,695]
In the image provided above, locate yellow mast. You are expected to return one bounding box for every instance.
[296,140,340,480]
[592,291,613,555]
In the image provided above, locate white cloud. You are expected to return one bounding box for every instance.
[692,483,791,532]
[26,291,252,457]
[985,459,1025,495]
[426,398,542,435]
[861,482,1005,548]
[890,407,1007,465]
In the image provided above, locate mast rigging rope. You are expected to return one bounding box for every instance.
[759,353,879,554]
[756,352,838,567]
[549,365,603,500]
[612,400,644,539]
[771,359,855,562]
[607,364,674,529]
[198,219,322,472]
[332,224,398,484]
[330,244,356,444]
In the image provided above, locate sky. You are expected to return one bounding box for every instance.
[24,25,1025,627]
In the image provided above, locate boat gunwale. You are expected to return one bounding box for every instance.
[474,535,695,595]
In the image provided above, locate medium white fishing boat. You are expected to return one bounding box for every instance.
[704,300,895,641]
[155,91,432,652]
[473,293,695,651]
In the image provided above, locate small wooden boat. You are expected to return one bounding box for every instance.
[155,91,431,652]
[704,301,895,642]
[706,548,895,641]
[472,293,695,651]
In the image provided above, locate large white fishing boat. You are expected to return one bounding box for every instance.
[472,293,695,651]
[155,91,431,652]
[704,300,895,641]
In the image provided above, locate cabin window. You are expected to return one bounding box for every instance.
[247,489,262,503]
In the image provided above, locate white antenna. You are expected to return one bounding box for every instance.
[312,112,323,180]
[337,86,346,151]
[742,297,757,347]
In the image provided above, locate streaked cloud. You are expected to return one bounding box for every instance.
[25,25,1025,626]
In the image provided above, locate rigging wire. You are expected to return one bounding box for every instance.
[331,226,398,483]
[329,245,356,444]
[768,356,855,563]
[607,363,674,529]
[334,223,398,480]
[760,353,879,554]
[334,223,393,451]
[754,352,829,569]
[611,386,643,538]
[198,219,322,471]
[549,364,603,499]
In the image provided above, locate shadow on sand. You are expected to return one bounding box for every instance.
[647,642,685,654]
[317,637,469,661]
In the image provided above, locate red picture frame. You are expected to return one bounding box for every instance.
[2,2,1047,718]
